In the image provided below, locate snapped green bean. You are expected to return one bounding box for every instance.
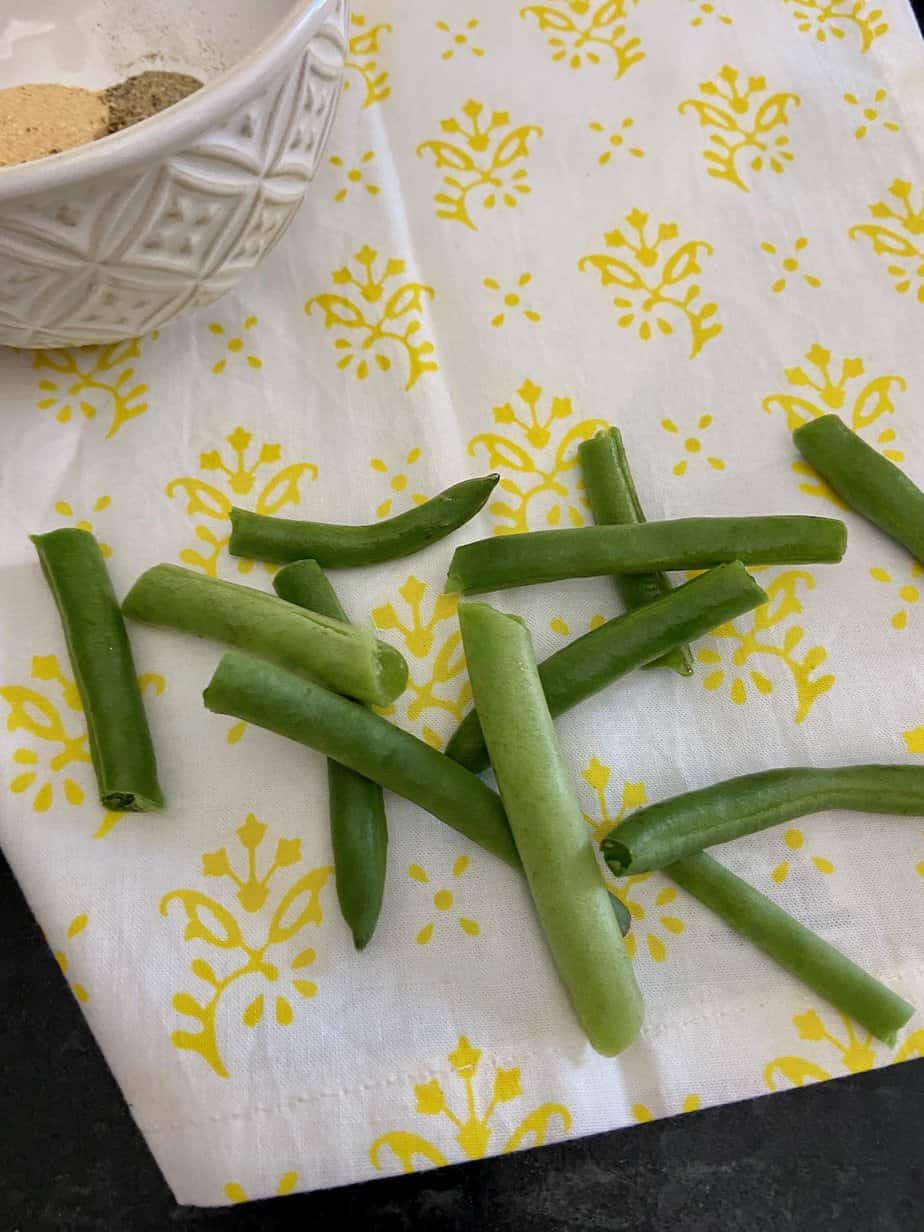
[579,427,692,676]
[229,474,499,567]
[273,560,387,951]
[31,529,164,812]
[603,764,924,875]
[458,601,643,1057]
[446,563,767,773]
[122,563,408,707]
[445,516,846,594]
[793,414,924,564]
[666,853,914,1046]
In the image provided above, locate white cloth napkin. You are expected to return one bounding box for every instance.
[2,0,924,1206]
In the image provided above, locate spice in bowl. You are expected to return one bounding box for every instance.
[103,71,203,134]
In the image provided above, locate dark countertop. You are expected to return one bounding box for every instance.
[1,851,921,1232]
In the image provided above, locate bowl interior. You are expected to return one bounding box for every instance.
[0,0,300,91]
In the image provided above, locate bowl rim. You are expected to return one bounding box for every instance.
[0,0,338,202]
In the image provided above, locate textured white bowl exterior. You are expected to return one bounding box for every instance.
[0,0,348,348]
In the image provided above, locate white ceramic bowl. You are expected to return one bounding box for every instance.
[0,0,348,348]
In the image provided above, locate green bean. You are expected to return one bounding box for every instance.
[273,560,387,951]
[666,853,914,1046]
[603,765,924,876]
[793,414,924,564]
[229,474,499,567]
[579,428,692,676]
[446,563,767,773]
[31,529,164,812]
[122,564,407,707]
[458,601,643,1056]
[445,516,846,594]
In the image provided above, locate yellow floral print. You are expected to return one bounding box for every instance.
[849,179,924,305]
[843,88,899,140]
[870,562,924,631]
[760,237,821,293]
[679,65,800,194]
[902,728,924,756]
[519,1,644,79]
[370,450,428,519]
[782,0,887,52]
[688,0,732,26]
[33,336,156,439]
[417,100,543,231]
[409,856,481,945]
[771,828,834,883]
[165,425,317,580]
[579,209,723,357]
[344,12,391,107]
[306,245,438,389]
[161,813,332,1078]
[581,757,685,963]
[2,654,89,813]
[54,495,113,557]
[483,273,541,328]
[588,117,644,163]
[661,415,725,476]
[550,613,607,637]
[695,569,835,723]
[370,1036,571,1172]
[53,912,90,1004]
[633,1093,701,1122]
[225,1172,299,1203]
[372,578,470,747]
[468,379,607,535]
[208,317,262,375]
[437,18,485,60]
[329,150,380,203]
[764,1008,923,1091]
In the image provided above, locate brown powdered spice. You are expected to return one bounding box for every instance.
[104,71,203,134]
[0,83,108,168]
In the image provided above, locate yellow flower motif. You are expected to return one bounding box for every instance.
[782,0,887,53]
[849,179,924,305]
[764,1008,923,1091]
[208,317,262,375]
[344,12,392,107]
[483,273,541,328]
[2,654,89,814]
[679,65,800,193]
[771,827,834,883]
[520,0,645,79]
[661,414,725,476]
[370,450,428,518]
[409,856,481,945]
[688,0,732,26]
[329,150,380,203]
[870,562,924,630]
[633,1093,701,1122]
[53,912,90,1004]
[370,1035,571,1172]
[417,99,543,231]
[843,88,899,140]
[372,578,470,745]
[161,814,332,1078]
[437,18,485,60]
[579,209,723,358]
[695,568,834,723]
[54,495,113,557]
[760,237,821,293]
[33,335,157,439]
[581,757,683,963]
[588,117,644,164]
[225,1172,299,1204]
[306,245,438,388]
[468,378,607,535]
[550,613,607,637]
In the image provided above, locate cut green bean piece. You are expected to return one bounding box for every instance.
[793,414,924,564]
[123,564,407,707]
[667,853,914,1046]
[229,474,499,568]
[458,601,643,1056]
[273,560,387,951]
[445,516,846,595]
[603,764,924,876]
[31,529,164,812]
[579,428,692,676]
[446,563,766,774]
